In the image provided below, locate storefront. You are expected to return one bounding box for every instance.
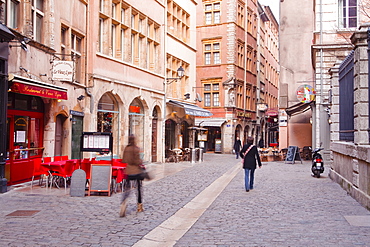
[5,76,68,185]
[195,118,226,152]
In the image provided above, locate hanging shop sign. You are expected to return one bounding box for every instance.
[266,108,279,117]
[52,61,74,82]
[296,84,316,103]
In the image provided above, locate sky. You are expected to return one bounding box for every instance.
[258,0,279,21]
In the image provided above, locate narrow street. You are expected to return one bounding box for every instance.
[1,153,369,246]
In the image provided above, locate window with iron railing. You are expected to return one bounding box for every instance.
[338,51,354,141]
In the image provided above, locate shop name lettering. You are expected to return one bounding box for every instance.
[237,112,252,118]
[53,69,73,76]
[22,85,64,98]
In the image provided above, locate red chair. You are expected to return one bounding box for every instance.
[54,156,62,161]
[80,159,92,180]
[43,157,52,163]
[31,158,48,188]
[57,160,76,192]
[61,155,69,161]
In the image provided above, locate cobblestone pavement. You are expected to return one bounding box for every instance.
[1,153,370,247]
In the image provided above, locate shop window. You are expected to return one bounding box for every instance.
[128,99,144,148]
[97,94,118,133]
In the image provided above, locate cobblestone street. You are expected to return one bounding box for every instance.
[1,153,369,246]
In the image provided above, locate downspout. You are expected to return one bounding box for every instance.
[85,3,93,114]
[367,28,370,143]
[318,0,323,149]
[243,5,248,143]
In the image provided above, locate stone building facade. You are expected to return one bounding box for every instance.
[329,28,370,210]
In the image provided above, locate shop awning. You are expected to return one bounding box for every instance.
[9,74,68,100]
[285,102,312,116]
[195,118,226,127]
[168,100,213,117]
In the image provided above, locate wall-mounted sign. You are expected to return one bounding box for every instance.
[237,112,252,118]
[52,61,74,82]
[296,84,316,103]
[11,82,68,100]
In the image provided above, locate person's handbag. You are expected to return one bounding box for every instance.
[139,164,151,180]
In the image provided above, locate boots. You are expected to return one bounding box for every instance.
[119,200,127,217]
[137,203,144,212]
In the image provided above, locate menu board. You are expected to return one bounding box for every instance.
[80,132,113,152]
[88,164,112,196]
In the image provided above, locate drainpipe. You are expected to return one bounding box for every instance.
[367,28,370,143]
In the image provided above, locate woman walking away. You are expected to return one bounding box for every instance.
[120,135,144,217]
[240,136,262,192]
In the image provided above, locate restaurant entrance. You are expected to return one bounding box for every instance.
[6,93,44,185]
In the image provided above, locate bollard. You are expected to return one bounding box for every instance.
[191,148,196,163]
[198,148,203,162]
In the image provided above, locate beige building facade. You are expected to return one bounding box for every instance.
[1,0,201,186]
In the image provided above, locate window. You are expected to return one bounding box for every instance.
[204,2,221,25]
[237,42,244,67]
[71,32,83,83]
[237,2,245,28]
[204,42,221,65]
[4,0,20,29]
[167,0,190,43]
[99,18,104,53]
[31,0,44,43]
[203,83,220,107]
[339,0,357,28]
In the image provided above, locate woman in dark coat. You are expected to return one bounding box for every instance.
[240,136,262,192]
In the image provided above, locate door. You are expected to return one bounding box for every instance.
[71,116,83,159]
[54,115,64,156]
[151,118,157,162]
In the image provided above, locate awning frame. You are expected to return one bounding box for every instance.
[168,100,213,117]
[285,102,313,116]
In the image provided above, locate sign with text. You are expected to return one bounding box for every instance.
[11,82,68,100]
[52,61,74,82]
[80,132,113,153]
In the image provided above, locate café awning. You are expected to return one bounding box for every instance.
[285,102,312,116]
[9,74,68,100]
[168,100,213,117]
[195,118,226,127]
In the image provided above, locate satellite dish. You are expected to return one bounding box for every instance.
[196,93,203,102]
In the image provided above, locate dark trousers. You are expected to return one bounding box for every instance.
[122,174,143,204]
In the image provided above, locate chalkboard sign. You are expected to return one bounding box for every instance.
[88,164,112,196]
[215,139,222,153]
[285,146,302,164]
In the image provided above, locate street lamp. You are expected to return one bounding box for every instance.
[162,65,185,162]
[166,65,184,84]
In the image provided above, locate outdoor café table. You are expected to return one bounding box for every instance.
[41,160,77,188]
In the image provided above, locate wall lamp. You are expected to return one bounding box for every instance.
[77,95,85,101]
[166,66,184,84]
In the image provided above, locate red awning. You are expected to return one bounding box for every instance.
[10,75,68,100]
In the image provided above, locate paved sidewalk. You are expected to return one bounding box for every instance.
[1,154,369,246]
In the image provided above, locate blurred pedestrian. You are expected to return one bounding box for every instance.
[234,137,242,159]
[120,135,144,217]
[240,136,262,192]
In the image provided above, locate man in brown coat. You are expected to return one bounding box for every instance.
[120,135,144,217]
